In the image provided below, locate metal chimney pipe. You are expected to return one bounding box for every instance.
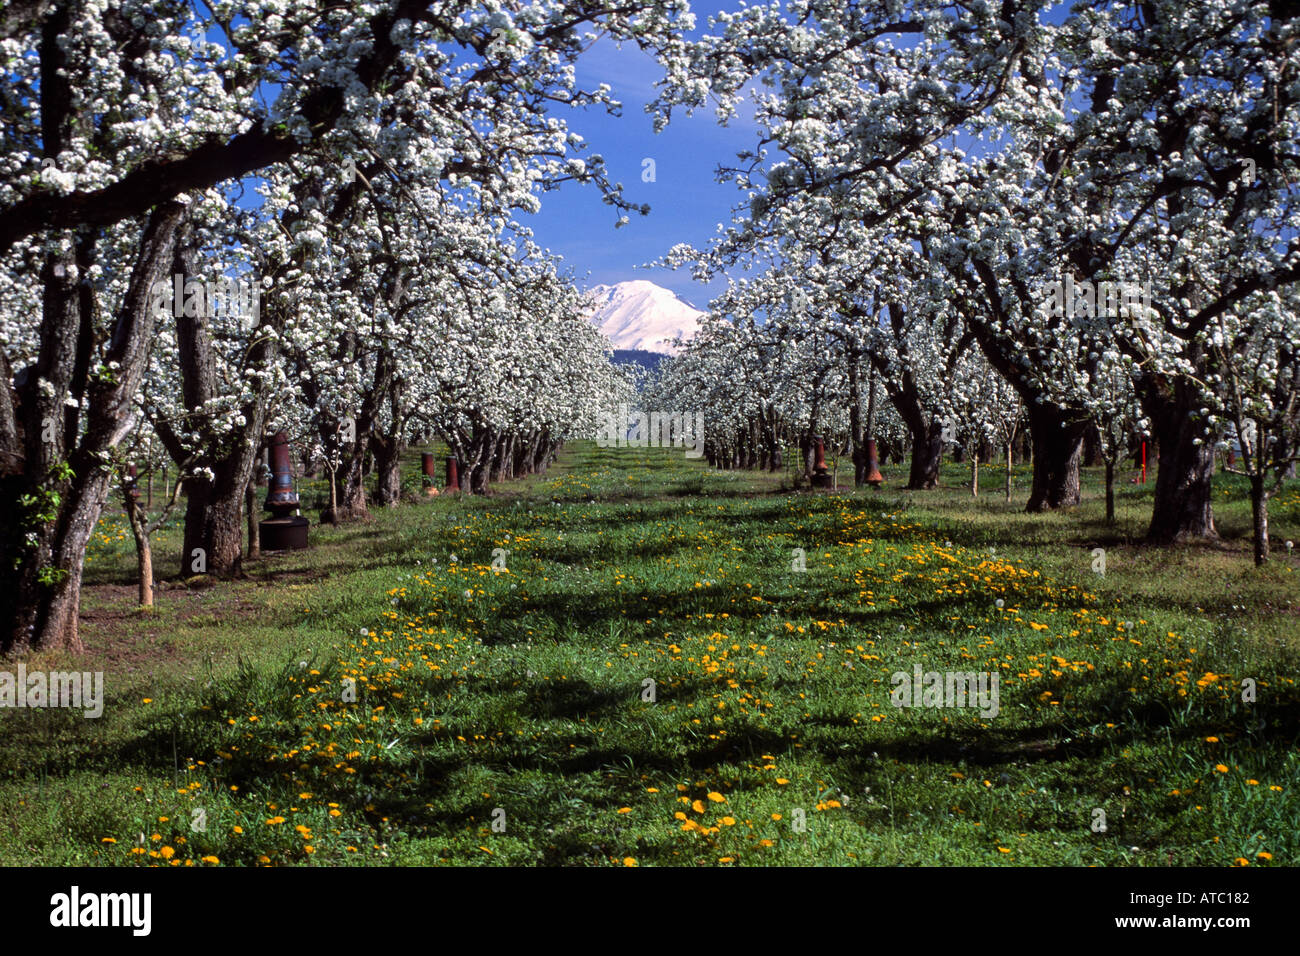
[260,431,309,549]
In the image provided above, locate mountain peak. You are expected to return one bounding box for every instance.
[586,280,703,355]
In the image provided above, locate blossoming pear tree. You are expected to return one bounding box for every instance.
[0,0,696,653]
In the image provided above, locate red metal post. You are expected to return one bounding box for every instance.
[864,439,884,487]
[446,456,460,492]
[811,438,832,488]
[422,452,439,495]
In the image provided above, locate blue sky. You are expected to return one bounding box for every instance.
[212,4,754,309]
[523,2,758,309]
[523,2,1080,309]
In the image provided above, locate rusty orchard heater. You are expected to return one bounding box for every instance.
[445,456,460,492]
[422,452,440,496]
[810,437,833,488]
[259,431,309,550]
[864,439,884,487]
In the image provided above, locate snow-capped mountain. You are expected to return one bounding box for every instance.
[586,280,704,355]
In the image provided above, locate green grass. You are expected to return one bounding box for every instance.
[2,443,1297,866]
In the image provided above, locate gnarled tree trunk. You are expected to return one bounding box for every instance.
[906,421,943,490]
[1025,404,1086,512]
[1144,378,1216,543]
[1,201,187,654]
[154,239,266,576]
[371,431,402,506]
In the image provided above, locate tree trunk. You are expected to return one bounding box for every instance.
[453,422,495,495]
[501,433,517,481]
[158,238,265,575]
[327,465,339,525]
[876,356,941,490]
[765,408,782,472]
[245,480,260,560]
[1250,474,1269,567]
[126,486,154,608]
[1145,382,1216,542]
[513,433,532,477]
[1082,422,1103,467]
[1025,404,1085,512]
[137,529,154,609]
[179,459,246,577]
[1105,459,1115,523]
[336,348,397,520]
[848,357,867,486]
[470,459,491,494]
[371,431,402,506]
[970,454,978,497]
[1,200,185,654]
[531,431,550,473]
[211,469,247,575]
[906,421,943,489]
[1013,429,1030,465]
[1005,442,1013,502]
[18,474,107,654]
[489,433,510,482]
[338,440,369,519]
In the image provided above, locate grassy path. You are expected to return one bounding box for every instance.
[2,444,1297,865]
